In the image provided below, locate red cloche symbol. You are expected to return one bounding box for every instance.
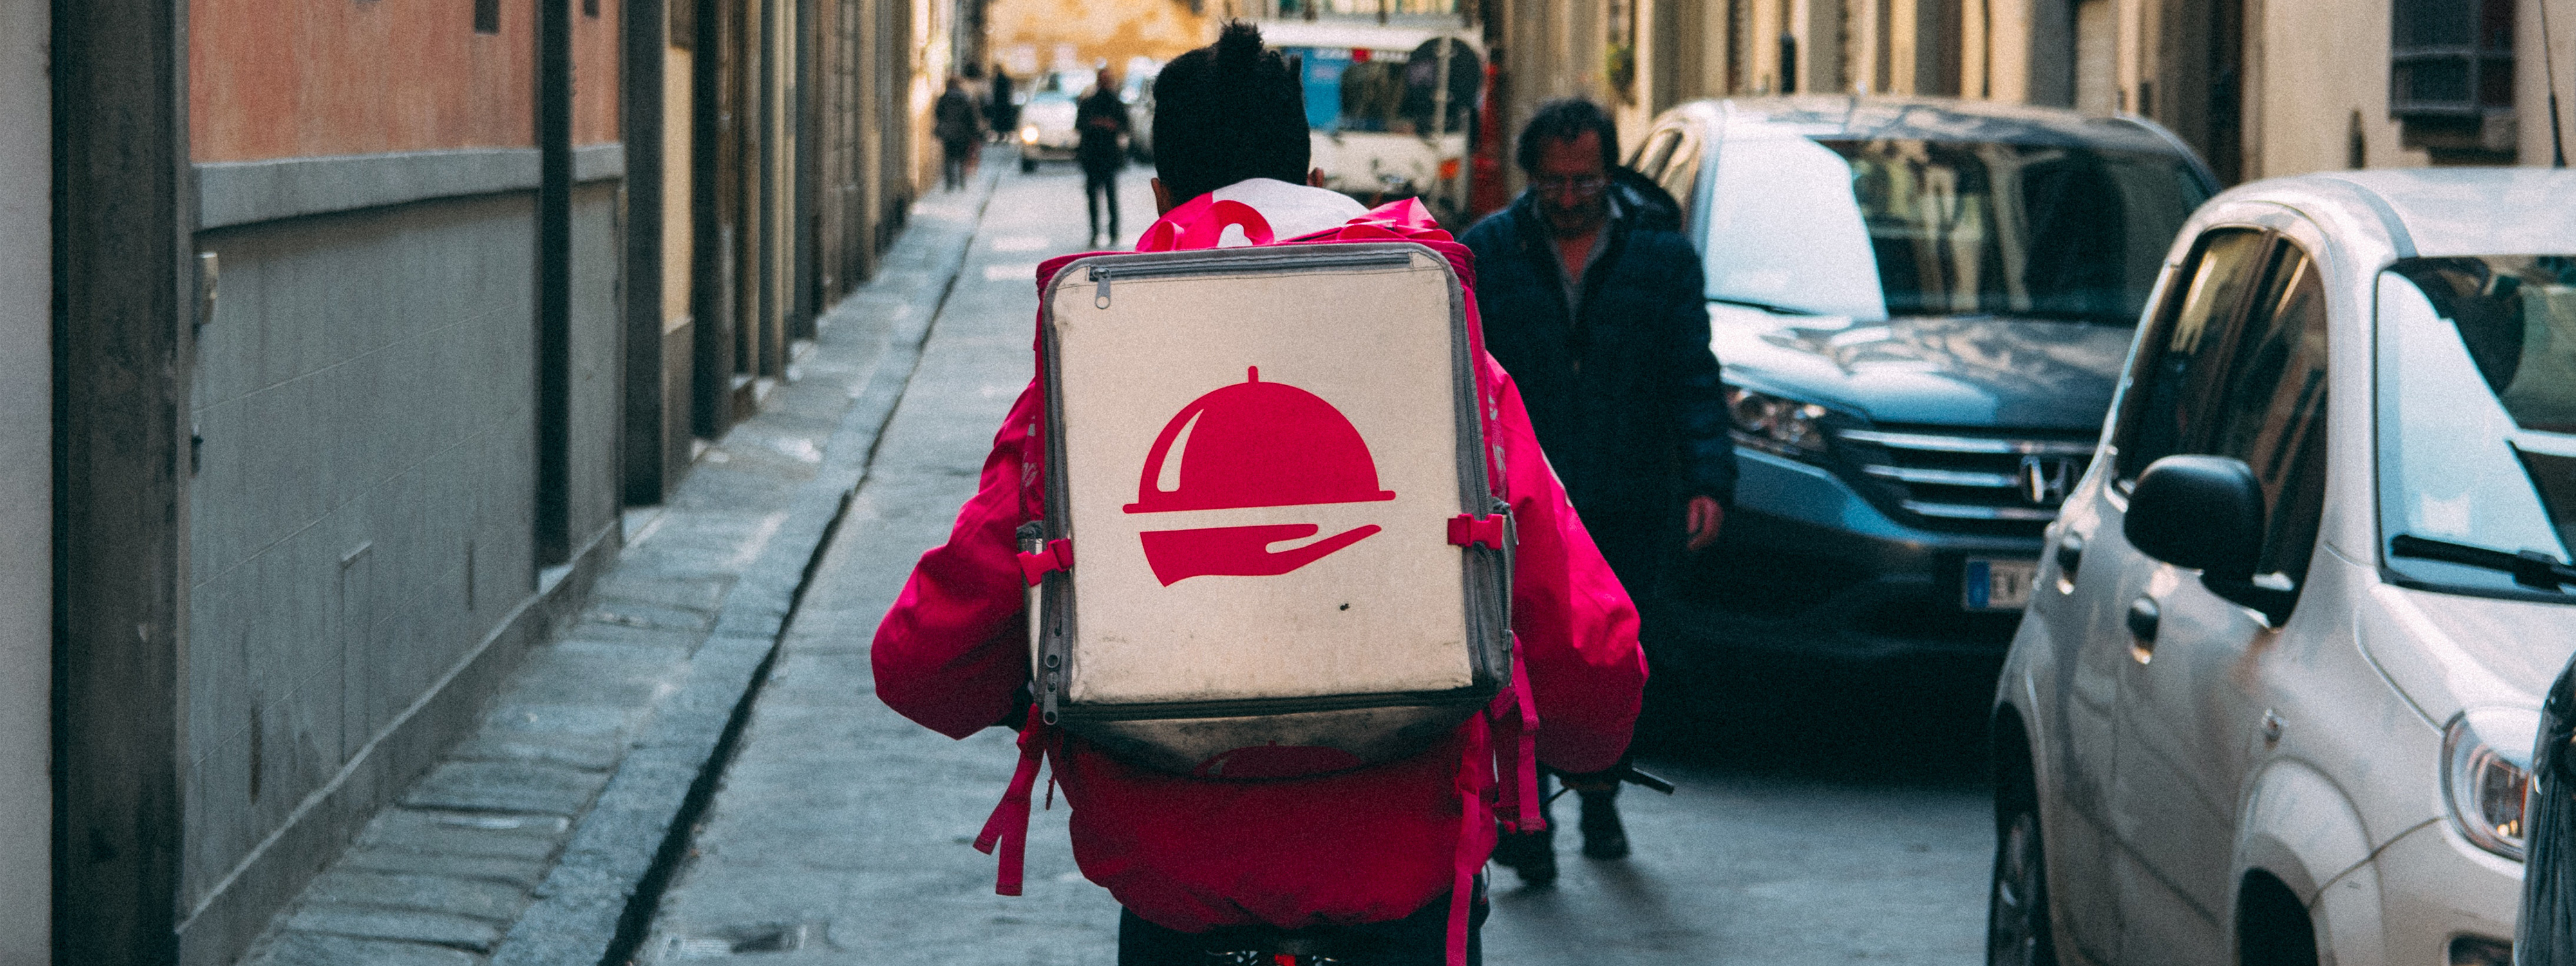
[1124,367,1394,585]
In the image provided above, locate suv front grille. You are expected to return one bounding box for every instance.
[1832,428,2096,531]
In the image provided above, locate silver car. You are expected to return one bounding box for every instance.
[1990,169,2576,966]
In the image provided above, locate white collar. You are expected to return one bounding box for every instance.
[1201,178,1370,245]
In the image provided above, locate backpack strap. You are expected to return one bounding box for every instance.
[974,704,1052,895]
[1445,710,1495,966]
[1135,198,1276,252]
[1486,645,1543,833]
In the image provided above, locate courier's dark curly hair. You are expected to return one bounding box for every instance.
[1153,21,1312,205]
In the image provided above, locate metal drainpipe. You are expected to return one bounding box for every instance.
[538,0,574,564]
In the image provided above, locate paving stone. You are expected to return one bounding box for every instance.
[339,847,555,891]
[579,600,715,632]
[495,648,687,707]
[359,808,569,860]
[256,931,480,966]
[555,618,708,649]
[401,761,611,816]
[480,701,640,740]
[450,730,630,771]
[592,572,737,614]
[301,869,529,922]
[283,905,504,952]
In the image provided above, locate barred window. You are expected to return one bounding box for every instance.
[2391,0,2515,117]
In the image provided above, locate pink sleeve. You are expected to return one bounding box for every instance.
[869,383,1043,739]
[1486,363,1647,773]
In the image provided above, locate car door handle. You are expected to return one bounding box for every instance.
[2126,595,2161,651]
[2056,533,2085,584]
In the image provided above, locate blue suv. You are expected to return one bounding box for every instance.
[1624,97,2217,660]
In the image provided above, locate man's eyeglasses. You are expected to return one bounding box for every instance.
[1530,175,1609,196]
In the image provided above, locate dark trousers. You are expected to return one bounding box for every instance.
[1084,167,1120,241]
[942,139,974,189]
[1116,889,1486,965]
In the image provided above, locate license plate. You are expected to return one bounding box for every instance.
[1964,558,2038,611]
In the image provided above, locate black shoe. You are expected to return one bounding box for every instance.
[1578,790,1629,860]
[1490,829,1558,887]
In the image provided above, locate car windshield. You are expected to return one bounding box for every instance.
[1699,130,2206,323]
[2377,256,2576,599]
[1288,42,1476,135]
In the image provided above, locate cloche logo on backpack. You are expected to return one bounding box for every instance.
[1124,367,1395,585]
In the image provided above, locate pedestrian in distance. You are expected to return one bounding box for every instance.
[934,75,981,191]
[987,65,1017,143]
[871,22,1647,966]
[1076,66,1132,246]
[1461,97,1736,887]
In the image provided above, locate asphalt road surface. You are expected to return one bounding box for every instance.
[638,156,1999,964]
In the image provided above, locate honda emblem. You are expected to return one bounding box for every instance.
[2019,455,2074,506]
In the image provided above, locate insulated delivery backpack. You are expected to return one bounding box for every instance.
[1016,229,1514,780]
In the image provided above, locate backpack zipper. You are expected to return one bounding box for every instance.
[1085,249,1419,310]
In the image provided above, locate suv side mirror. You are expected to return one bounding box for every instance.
[2126,455,2296,624]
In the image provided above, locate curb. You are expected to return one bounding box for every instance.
[486,170,997,966]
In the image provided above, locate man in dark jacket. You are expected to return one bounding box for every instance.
[1075,68,1131,246]
[985,66,1016,142]
[1461,97,1734,886]
[934,76,981,191]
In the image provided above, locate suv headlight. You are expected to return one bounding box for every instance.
[2444,708,2539,861]
[1724,386,1832,460]
[1018,125,1040,144]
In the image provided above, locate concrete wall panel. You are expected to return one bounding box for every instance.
[571,183,625,545]
[185,191,540,914]
[0,0,46,952]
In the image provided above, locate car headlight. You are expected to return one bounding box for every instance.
[2444,708,2539,861]
[1724,386,1832,460]
[1018,125,1039,144]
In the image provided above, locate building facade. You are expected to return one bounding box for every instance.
[1483,0,2573,193]
[985,0,1209,81]
[38,1,935,963]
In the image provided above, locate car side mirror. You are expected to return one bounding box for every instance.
[2126,455,2295,624]
[2126,455,2264,577]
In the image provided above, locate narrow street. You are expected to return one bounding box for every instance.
[635,158,2000,963]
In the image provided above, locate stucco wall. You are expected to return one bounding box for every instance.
[184,191,540,919]
[986,0,1209,78]
[191,0,537,160]
[578,0,624,144]
[0,0,50,955]
[2253,0,2423,176]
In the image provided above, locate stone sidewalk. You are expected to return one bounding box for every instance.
[629,162,1160,965]
[234,164,1001,966]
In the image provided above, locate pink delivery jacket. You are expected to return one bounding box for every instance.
[869,187,1647,938]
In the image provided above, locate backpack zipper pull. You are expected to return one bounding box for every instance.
[1090,265,1112,309]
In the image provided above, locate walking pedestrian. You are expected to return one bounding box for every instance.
[934,75,981,191]
[1075,67,1131,246]
[872,23,1646,966]
[987,65,1017,143]
[1460,97,1736,887]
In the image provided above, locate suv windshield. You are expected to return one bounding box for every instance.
[1700,131,2206,323]
[2378,256,2576,599]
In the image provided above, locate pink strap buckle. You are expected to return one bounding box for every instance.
[1446,514,1506,549]
[1017,538,1073,587]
